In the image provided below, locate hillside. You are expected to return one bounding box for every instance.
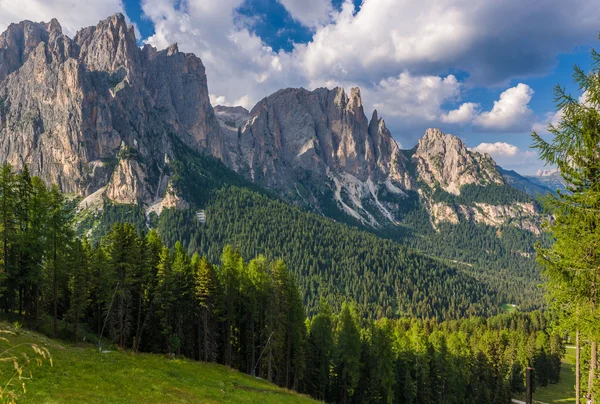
[75,140,544,317]
[0,322,314,403]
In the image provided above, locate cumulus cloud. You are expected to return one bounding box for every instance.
[472,142,537,170]
[296,0,600,86]
[0,0,128,37]
[473,84,535,132]
[141,0,307,108]
[366,73,462,121]
[277,0,333,28]
[473,142,520,157]
[441,102,480,124]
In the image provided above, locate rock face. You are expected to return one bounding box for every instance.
[0,15,542,233]
[411,130,541,233]
[413,128,504,195]
[220,87,412,226]
[0,14,222,204]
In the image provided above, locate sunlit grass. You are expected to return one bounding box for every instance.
[0,320,315,403]
[514,346,581,404]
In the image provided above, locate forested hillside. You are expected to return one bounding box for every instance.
[0,163,563,403]
[75,137,543,318]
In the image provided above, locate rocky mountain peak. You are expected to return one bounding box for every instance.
[0,19,63,82]
[413,128,503,195]
[74,13,139,77]
[348,87,363,110]
[0,14,222,204]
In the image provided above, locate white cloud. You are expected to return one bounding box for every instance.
[277,0,333,28]
[472,141,537,170]
[473,84,535,132]
[441,102,480,124]
[141,0,306,109]
[295,0,600,86]
[365,72,462,121]
[0,0,127,37]
[532,109,563,135]
[473,142,520,157]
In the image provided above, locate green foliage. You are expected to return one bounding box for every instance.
[0,165,564,403]
[157,187,503,319]
[531,37,600,403]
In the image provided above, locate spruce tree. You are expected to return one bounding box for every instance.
[334,301,361,403]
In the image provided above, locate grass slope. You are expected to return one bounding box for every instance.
[0,322,315,403]
[514,346,579,404]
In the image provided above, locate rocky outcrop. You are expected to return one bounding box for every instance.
[220,87,412,225]
[413,128,504,195]
[430,200,541,234]
[0,13,221,204]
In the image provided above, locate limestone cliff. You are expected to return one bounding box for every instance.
[0,13,222,205]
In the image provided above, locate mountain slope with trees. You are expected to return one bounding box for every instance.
[0,164,564,403]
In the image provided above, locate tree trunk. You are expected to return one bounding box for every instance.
[203,309,209,362]
[268,348,273,382]
[286,330,291,389]
[135,300,154,354]
[135,290,143,352]
[35,284,39,329]
[18,286,22,315]
[588,340,597,403]
[250,317,255,374]
[577,329,581,404]
[198,313,202,361]
[53,256,57,338]
[74,306,79,343]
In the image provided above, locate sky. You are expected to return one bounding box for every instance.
[0,0,599,175]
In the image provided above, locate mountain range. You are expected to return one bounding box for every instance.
[0,14,557,237]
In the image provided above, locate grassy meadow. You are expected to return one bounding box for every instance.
[0,321,315,403]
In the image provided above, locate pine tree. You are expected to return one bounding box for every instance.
[307,298,334,401]
[68,238,91,343]
[194,254,219,362]
[334,301,361,403]
[0,163,16,310]
[28,176,49,327]
[220,245,242,367]
[106,223,140,348]
[47,184,73,337]
[155,246,174,352]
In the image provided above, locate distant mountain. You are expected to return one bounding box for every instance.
[525,169,567,193]
[498,167,553,197]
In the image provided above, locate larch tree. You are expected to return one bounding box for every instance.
[532,39,600,403]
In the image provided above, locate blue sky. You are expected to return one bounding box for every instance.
[1,0,599,174]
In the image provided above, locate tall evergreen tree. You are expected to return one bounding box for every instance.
[334,302,361,403]
[194,255,220,362]
[532,38,600,403]
[47,184,73,337]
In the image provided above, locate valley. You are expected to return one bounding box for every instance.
[0,10,589,404]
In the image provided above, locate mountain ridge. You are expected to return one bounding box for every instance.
[0,14,545,234]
